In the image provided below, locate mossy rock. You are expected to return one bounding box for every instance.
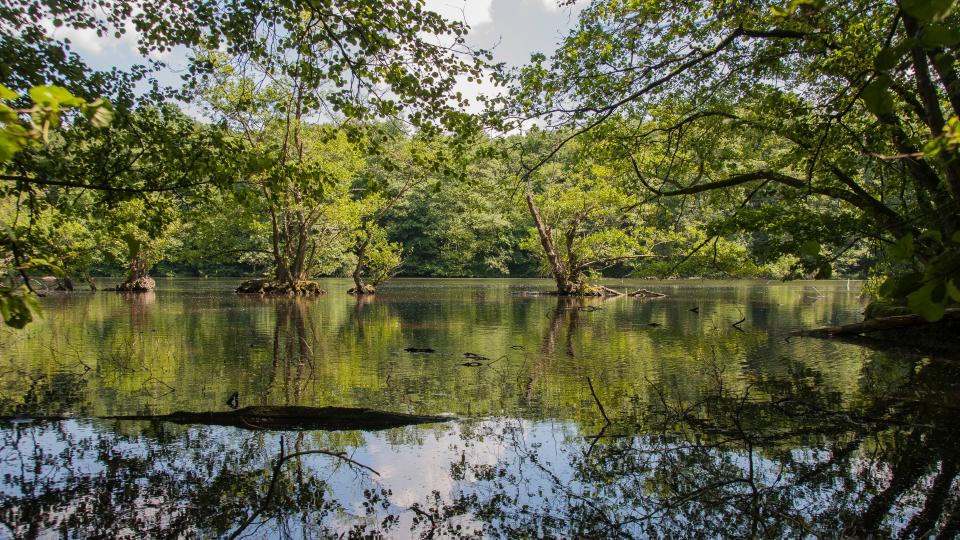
[236,279,325,296]
[347,284,377,295]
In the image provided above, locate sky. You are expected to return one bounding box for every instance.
[42,0,583,113]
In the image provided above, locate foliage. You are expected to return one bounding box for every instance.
[502,0,960,318]
[0,83,111,326]
[521,154,656,291]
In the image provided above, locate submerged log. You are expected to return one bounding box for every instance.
[791,309,960,338]
[2,406,453,432]
[108,406,452,431]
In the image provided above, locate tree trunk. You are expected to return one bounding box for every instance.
[792,309,960,337]
[348,230,375,295]
[526,192,576,294]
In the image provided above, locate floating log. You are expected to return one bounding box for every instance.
[2,406,454,432]
[628,288,667,298]
[791,309,960,338]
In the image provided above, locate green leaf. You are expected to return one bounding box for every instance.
[814,261,832,279]
[921,24,960,47]
[920,229,943,243]
[907,283,946,322]
[901,0,956,21]
[0,291,39,329]
[28,85,83,107]
[0,135,22,162]
[0,84,18,100]
[924,137,945,157]
[799,240,821,257]
[862,77,894,115]
[874,47,900,71]
[879,271,923,298]
[82,99,114,128]
[888,233,914,260]
[947,279,960,302]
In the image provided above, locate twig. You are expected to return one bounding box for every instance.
[227,442,379,539]
[732,317,746,331]
[586,377,611,425]
[409,504,439,539]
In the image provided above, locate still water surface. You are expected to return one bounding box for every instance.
[0,279,956,538]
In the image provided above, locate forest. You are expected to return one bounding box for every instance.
[0,0,955,327]
[1,1,960,538]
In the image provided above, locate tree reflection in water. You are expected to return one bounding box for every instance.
[421,353,960,539]
[0,422,392,538]
[1,351,957,538]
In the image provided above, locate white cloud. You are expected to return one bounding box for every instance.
[40,20,105,55]
[424,0,494,27]
[540,0,562,12]
[40,7,175,62]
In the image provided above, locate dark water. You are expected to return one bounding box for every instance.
[0,279,956,538]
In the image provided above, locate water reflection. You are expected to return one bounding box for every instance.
[412,353,960,538]
[0,279,954,537]
[1,350,956,538]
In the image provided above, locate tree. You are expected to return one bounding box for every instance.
[345,132,433,295]
[2,0,491,305]
[522,142,657,294]
[389,138,533,278]
[203,68,366,293]
[503,0,960,319]
[12,103,241,291]
[0,83,112,325]
[1,193,103,291]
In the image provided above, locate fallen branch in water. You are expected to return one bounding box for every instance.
[2,405,454,431]
[628,288,667,298]
[791,309,960,338]
[597,285,625,297]
[732,317,746,331]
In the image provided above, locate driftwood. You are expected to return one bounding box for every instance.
[628,288,667,298]
[596,285,625,297]
[791,309,960,338]
[2,405,454,432]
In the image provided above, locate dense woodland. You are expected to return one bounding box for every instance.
[0,0,958,324]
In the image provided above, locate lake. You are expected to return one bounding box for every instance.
[0,278,956,538]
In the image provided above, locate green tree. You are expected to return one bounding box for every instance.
[522,140,658,294]
[504,0,960,319]
[0,83,111,325]
[203,69,365,292]
[15,104,240,291]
